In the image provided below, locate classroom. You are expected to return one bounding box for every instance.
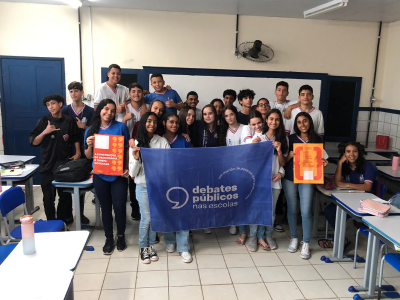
[1,0,400,299]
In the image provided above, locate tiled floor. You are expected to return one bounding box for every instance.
[2,186,400,300]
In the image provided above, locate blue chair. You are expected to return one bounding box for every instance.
[378,253,400,298]
[0,186,66,244]
[0,243,18,265]
[353,181,386,269]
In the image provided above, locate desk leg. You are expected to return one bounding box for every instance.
[312,192,319,238]
[337,208,347,260]
[74,187,81,231]
[332,205,341,258]
[367,234,380,296]
[6,181,15,232]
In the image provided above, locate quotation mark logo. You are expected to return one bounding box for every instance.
[166,187,189,209]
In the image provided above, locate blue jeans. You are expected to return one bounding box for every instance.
[239,225,258,237]
[282,179,314,243]
[164,231,190,252]
[258,188,281,238]
[136,184,156,248]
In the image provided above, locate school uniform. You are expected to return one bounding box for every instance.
[288,106,324,135]
[85,120,130,239]
[129,135,170,248]
[324,161,377,229]
[94,82,129,122]
[237,111,249,125]
[193,120,219,148]
[270,100,298,132]
[29,114,80,222]
[144,89,182,114]
[163,134,192,252]
[226,124,244,146]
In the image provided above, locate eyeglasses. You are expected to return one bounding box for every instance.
[258,103,270,108]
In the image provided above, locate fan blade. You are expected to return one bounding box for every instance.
[258,53,270,59]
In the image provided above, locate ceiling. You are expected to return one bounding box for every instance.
[4,0,400,22]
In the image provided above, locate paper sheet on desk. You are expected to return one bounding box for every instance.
[369,197,390,204]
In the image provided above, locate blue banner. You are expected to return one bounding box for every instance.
[141,142,274,232]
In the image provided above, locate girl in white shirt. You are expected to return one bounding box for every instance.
[129,112,170,264]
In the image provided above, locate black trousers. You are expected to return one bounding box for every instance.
[129,176,140,217]
[41,172,72,221]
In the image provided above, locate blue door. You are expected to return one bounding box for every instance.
[1,57,65,184]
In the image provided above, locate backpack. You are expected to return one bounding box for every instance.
[53,159,92,182]
[389,193,400,209]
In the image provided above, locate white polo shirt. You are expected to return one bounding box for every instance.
[270,100,299,132]
[94,82,129,122]
[288,106,324,136]
[226,123,244,146]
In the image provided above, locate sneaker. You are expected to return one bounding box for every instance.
[81,215,90,225]
[148,246,159,261]
[288,238,299,253]
[155,234,160,244]
[229,226,237,235]
[116,235,127,252]
[274,224,284,232]
[140,247,151,264]
[203,228,212,234]
[266,235,278,250]
[246,236,258,252]
[181,252,193,263]
[103,237,115,255]
[131,212,141,221]
[300,242,310,259]
[166,244,176,253]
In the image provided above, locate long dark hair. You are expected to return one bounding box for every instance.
[262,109,288,154]
[201,104,218,132]
[293,112,322,143]
[220,105,239,146]
[248,110,263,124]
[149,100,166,133]
[179,106,196,138]
[340,141,366,175]
[162,112,180,135]
[136,112,158,148]
[85,99,116,149]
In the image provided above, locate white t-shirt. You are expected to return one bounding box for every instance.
[270,100,298,132]
[226,123,244,146]
[288,106,324,136]
[94,82,129,122]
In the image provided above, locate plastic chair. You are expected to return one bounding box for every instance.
[378,253,400,299]
[0,186,66,244]
[0,243,18,265]
[353,181,386,269]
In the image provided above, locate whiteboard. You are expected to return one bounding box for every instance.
[149,74,322,111]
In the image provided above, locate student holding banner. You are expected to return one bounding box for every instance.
[129,112,171,264]
[220,105,245,235]
[85,99,130,255]
[161,113,193,263]
[282,112,328,259]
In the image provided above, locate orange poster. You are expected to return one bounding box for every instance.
[293,143,324,184]
[93,134,124,176]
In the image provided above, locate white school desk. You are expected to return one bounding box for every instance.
[0,155,35,164]
[52,178,100,231]
[1,164,40,232]
[326,150,391,163]
[349,215,400,299]
[364,146,399,155]
[377,166,400,181]
[322,193,400,264]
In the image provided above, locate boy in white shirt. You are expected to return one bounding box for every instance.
[289,85,324,136]
[93,64,129,122]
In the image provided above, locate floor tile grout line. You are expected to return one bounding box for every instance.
[309,260,340,298]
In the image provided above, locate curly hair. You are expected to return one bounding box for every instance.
[340,141,366,176]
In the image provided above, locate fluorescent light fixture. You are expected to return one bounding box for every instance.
[60,0,82,8]
[304,0,348,18]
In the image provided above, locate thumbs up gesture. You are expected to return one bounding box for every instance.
[43,120,60,135]
[165,98,175,108]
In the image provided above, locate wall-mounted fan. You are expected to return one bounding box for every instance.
[237,40,274,63]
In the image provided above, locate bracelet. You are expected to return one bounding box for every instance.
[278,151,282,156]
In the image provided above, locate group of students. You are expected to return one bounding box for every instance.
[29,63,378,265]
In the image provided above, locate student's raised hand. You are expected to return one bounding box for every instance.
[166,85,172,90]
[143,90,150,95]
[132,146,140,160]
[129,138,135,149]
[43,120,60,135]
[165,98,175,108]
[288,151,294,160]
[122,169,129,178]
[322,158,329,167]
[272,173,283,182]
[283,108,292,120]
[252,137,261,143]
[181,133,191,142]
[123,113,135,123]
[86,136,95,148]
[273,141,281,152]
[76,117,86,129]
[116,102,126,114]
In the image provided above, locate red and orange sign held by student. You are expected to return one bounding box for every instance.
[293,143,324,184]
[93,134,124,176]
